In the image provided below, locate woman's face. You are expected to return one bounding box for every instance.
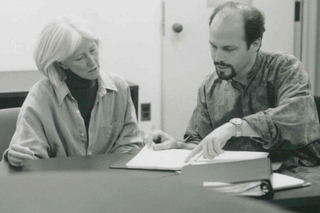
[62,38,100,80]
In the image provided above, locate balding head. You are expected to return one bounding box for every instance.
[209,1,265,50]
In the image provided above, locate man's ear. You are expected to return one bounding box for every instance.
[250,38,261,52]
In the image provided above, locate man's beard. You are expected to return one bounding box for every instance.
[214,61,237,80]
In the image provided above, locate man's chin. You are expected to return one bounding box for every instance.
[217,71,233,80]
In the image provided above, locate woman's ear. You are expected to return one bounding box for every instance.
[250,38,262,52]
[57,61,69,70]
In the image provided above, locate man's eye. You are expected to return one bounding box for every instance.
[76,56,83,61]
[225,48,235,52]
[90,49,96,53]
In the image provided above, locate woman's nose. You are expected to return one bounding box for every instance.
[86,54,96,67]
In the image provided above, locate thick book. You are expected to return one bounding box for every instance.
[181,158,274,199]
[121,146,269,171]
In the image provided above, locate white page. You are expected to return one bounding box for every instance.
[203,181,266,196]
[271,173,310,191]
[126,146,269,171]
[126,145,191,170]
[190,150,269,165]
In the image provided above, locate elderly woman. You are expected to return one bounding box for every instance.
[4,15,142,167]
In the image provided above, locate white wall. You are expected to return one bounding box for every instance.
[301,0,318,95]
[0,0,162,129]
[317,1,320,96]
[252,0,294,54]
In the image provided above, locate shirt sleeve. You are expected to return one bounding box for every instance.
[3,102,51,161]
[243,55,320,150]
[111,83,143,153]
[184,81,213,145]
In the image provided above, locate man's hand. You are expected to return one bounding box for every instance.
[7,144,36,167]
[185,122,235,162]
[144,130,179,150]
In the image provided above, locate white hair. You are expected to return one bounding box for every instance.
[34,15,100,87]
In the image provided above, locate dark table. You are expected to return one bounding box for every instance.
[0,154,316,213]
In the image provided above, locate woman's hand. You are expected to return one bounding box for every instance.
[7,144,35,167]
[144,130,179,150]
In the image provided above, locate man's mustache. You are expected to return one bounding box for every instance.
[214,61,232,67]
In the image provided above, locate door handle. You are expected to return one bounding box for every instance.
[172,23,183,33]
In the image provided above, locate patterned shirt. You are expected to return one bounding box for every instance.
[4,70,142,160]
[185,51,320,166]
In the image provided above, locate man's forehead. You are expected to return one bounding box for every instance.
[210,10,245,42]
[209,37,242,48]
[212,9,243,27]
[219,8,241,19]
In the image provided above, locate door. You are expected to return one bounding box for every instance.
[161,0,212,140]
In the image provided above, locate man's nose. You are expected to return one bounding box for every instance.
[214,49,225,62]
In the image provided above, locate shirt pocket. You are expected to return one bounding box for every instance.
[99,122,123,143]
[97,124,113,153]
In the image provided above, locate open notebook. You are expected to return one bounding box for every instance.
[271,173,311,191]
[202,172,311,197]
[125,145,269,171]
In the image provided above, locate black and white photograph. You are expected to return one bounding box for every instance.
[0,0,319,212]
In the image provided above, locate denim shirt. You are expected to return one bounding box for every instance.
[4,70,142,159]
[185,51,320,165]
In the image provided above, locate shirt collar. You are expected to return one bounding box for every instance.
[98,70,118,92]
[54,70,118,105]
[55,82,70,105]
[230,51,264,88]
[246,51,264,81]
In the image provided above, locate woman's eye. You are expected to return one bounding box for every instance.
[76,57,83,61]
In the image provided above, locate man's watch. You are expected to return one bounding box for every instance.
[229,118,243,137]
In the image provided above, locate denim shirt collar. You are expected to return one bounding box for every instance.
[54,70,118,105]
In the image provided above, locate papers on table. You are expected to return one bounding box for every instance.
[126,146,191,170]
[271,173,311,191]
[189,150,269,165]
[125,146,311,196]
[202,173,311,196]
[203,181,269,197]
[126,145,269,171]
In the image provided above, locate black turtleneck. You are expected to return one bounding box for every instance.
[64,69,98,135]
